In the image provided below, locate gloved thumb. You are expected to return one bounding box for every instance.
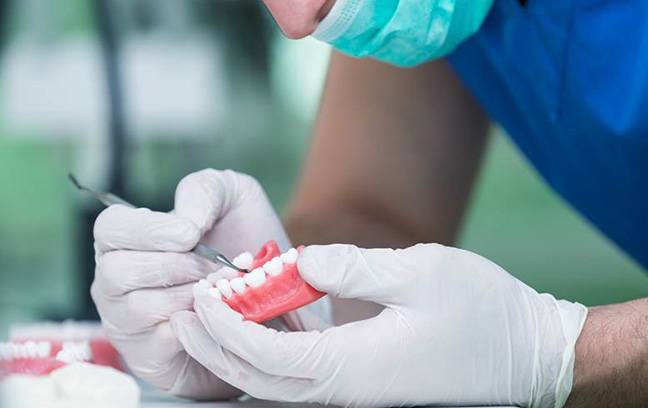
[298,244,414,306]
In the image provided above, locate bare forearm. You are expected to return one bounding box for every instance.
[285,54,487,323]
[285,205,429,248]
[566,298,648,407]
[285,54,487,248]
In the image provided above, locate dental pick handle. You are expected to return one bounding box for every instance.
[68,173,248,273]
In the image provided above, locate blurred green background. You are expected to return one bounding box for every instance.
[0,0,646,338]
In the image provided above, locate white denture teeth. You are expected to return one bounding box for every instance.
[232,252,253,270]
[208,287,222,299]
[244,268,266,288]
[216,279,233,298]
[24,341,37,358]
[193,279,212,298]
[209,266,239,282]
[8,344,18,358]
[0,343,10,360]
[12,342,23,359]
[36,342,51,358]
[56,341,92,364]
[4,343,17,359]
[263,257,283,277]
[13,343,27,359]
[0,341,52,360]
[280,248,298,264]
[230,277,247,294]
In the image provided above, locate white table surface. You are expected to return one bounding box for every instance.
[142,402,515,408]
[142,403,318,408]
[141,383,515,408]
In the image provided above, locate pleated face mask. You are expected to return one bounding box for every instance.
[313,0,494,67]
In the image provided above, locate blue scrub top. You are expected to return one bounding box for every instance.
[449,0,648,268]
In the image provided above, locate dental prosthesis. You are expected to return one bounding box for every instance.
[1,322,139,408]
[0,340,91,377]
[197,240,325,323]
[7,321,122,373]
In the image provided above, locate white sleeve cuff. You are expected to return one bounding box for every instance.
[553,301,588,408]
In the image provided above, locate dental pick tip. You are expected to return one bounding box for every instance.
[68,173,84,191]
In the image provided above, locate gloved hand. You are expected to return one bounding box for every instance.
[173,243,588,407]
[91,169,330,399]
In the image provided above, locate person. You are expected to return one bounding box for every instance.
[90,1,648,407]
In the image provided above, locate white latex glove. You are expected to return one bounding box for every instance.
[173,243,587,408]
[91,169,330,399]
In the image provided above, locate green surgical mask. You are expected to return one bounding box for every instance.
[313,0,494,67]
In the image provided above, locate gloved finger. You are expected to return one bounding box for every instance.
[173,169,291,256]
[101,319,236,400]
[281,304,332,333]
[171,311,314,402]
[95,251,217,296]
[102,320,182,384]
[91,282,194,335]
[192,290,328,379]
[174,169,258,236]
[298,243,432,306]
[94,204,200,253]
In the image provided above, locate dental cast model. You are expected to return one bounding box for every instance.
[1,363,140,408]
[200,241,325,323]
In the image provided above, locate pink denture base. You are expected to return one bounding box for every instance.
[222,241,325,323]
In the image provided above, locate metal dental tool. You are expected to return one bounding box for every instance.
[68,173,248,273]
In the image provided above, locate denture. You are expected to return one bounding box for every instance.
[1,321,122,378]
[0,340,91,377]
[202,240,325,323]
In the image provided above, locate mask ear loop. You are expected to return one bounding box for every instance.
[312,0,359,43]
